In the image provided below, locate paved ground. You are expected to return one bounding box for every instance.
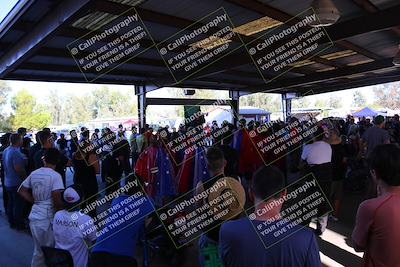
[317,192,364,267]
[0,169,364,267]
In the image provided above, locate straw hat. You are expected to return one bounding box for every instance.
[207,177,245,221]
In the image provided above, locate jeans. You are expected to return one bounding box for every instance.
[0,173,8,214]
[131,152,138,171]
[5,186,25,228]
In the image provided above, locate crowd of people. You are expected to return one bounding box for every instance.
[0,113,399,267]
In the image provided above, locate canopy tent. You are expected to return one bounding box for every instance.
[352,107,378,117]
[122,118,138,127]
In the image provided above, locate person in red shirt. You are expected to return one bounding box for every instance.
[352,144,400,266]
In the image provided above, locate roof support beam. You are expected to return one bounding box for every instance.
[305,74,400,95]
[18,62,259,88]
[225,0,385,60]
[327,3,400,43]
[146,98,233,106]
[350,0,400,36]
[247,58,395,93]
[181,1,400,83]
[0,0,92,78]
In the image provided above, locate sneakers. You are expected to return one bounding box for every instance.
[314,228,323,236]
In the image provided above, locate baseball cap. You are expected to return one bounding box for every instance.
[208,177,245,221]
[62,185,84,209]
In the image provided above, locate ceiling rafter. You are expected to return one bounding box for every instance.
[225,0,382,61]
[351,0,400,36]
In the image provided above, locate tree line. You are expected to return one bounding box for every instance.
[0,81,137,131]
[0,80,399,131]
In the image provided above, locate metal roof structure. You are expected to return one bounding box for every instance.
[0,0,399,97]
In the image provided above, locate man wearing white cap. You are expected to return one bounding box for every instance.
[53,185,97,267]
[18,148,64,267]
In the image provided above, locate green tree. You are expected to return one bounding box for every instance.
[0,81,11,130]
[46,89,63,125]
[314,98,328,108]
[240,93,281,112]
[373,82,400,110]
[328,95,342,108]
[62,94,94,124]
[292,96,311,109]
[0,80,10,107]
[91,86,136,118]
[352,90,367,108]
[11,89,51,130]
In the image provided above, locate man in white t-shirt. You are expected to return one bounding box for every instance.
[53,185,97,267]
[300,126,332,235]
[18,148,64,267]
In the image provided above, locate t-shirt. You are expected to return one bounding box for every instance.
[136,134,147,153]
[20,167,64,221]
[219,218,321,267]
[361,126,390,157]
[68,139,78,154]
[352,193,400,267]
[53,210,96,267]
[301,141,332,165]
[129,134,138,154]
[92,195,154,257]
[3,146,25,187]
[0,145,8,179]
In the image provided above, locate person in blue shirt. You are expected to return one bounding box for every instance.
[219,165,321,267]
[3,133,27,229]
[90,175,154,267]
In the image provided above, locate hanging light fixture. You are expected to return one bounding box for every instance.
[393,45,400,66]
[309,0,340,27]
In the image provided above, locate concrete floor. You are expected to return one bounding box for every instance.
[0,169,364,267]
[317,192,365,267]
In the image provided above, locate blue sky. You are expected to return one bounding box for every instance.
[0,0,19,24]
